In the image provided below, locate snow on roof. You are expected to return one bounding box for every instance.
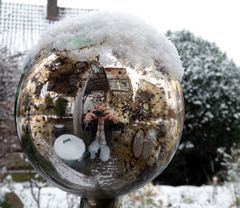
[0,2,90,56]
[28,11,184,80]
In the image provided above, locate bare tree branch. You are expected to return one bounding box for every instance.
[0,47,23,170]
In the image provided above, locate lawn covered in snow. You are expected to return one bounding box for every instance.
[0,179,237,208]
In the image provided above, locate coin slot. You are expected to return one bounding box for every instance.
[63,138,71,144]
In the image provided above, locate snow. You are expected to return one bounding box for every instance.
[0,181,237,208]
[25,11,184,80]
[0,183,80,208]
[158,185,233,208]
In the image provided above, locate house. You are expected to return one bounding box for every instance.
[0,1,91,58]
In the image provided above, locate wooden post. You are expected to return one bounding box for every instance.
[47,0,58,21]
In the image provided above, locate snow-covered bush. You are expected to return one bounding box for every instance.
[120,183,163,208]
[219,145,240,184]
[218,145,240,207]
[155,30,240,186]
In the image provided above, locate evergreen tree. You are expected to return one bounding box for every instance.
[154,31,240,185]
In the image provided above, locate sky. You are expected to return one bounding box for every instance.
[2,0,240,66]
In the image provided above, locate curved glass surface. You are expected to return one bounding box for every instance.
[15,49,184,198]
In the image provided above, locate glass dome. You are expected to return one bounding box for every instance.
[15,12,184,201]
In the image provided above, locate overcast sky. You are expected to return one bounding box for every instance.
[3,0,240,66]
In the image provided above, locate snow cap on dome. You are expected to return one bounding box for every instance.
[27,11,184,80]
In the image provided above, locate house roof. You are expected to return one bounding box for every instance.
[0,2,90,57]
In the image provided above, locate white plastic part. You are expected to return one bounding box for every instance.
[54,134,86,160]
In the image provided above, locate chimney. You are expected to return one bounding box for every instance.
[47,0,58,21]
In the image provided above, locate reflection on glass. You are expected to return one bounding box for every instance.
[54,134,86,168]
[83,103,123,162]
[15,50,184,198]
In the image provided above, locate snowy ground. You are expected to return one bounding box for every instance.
[0,179,238,208]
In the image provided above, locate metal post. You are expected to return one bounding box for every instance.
[80,198,120,208]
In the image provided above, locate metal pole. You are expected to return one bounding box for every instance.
[80,198,120,208]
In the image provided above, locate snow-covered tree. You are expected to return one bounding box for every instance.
[155,31,240,185]
[218,145,240,184]
[218,145,240,206]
